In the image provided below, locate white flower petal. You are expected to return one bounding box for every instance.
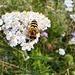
[59,48,65,55]
[65,7,73,12]
[0,19,3,25]
[69,37,75,44]
[70,14,75,21]
[0,27,2,31]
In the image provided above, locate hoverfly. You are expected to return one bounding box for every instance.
[19,19,40,41]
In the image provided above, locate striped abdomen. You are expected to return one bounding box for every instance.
[31,20,38,28]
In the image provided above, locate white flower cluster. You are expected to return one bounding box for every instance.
[0,11,51,51]
[64,0,73,12]
[70,14,75,21]
[59,48,65,55]
[69,37,75,45]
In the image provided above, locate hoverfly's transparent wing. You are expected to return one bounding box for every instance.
[19,20,30,30]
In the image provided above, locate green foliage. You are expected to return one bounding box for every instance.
[0,0,75,75]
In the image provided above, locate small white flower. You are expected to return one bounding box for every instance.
[70,14,75,21]
[2,25,5,30]
[69,37,75,44]
[62,32,65,37]
[11,27,18,34]
[16,31,22,40]
[0,5,3,7]
[11,20,20,28]
[3,29,9,34]
[5,23,11,29]
[0,19,3,25]
[63,0,73,12]
[26,56,30,59]
[3,16,12,23]
[0,5,7,8]
[59,48,65,55]
[21,43,32,51]
[65,7,73,12]
[6,32,12,40]
[64,0,73,5]
[11,35,16,39]
[20,36,26,43]
[23,54,30,61]
[66,3,73,8]
[10,39,17,47]
[19,25,24,31]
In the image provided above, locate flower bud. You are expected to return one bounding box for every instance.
[42,32,48,38]
[42,37,47,42]
[71,32,75,37]
[56,50,59,53]
[3,56,8,60]
[71,71,75,75]
[65,54,73,61]
[46,43,52,50]
[52,45,56,49]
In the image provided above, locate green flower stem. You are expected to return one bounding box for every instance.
[24,50,28,57]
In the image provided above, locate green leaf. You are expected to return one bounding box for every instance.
[31,55,53,61]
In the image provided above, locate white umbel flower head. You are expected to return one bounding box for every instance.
[59,48,65,55]
[0,11,51,51]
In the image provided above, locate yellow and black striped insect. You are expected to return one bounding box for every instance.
[29,19,38,41]
[19,19,39,41]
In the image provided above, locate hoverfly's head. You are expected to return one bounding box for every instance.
[32,19,37,22]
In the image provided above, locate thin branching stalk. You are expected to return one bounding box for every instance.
[67,69,69,75]
[1,59,4,75]
[58,64,75,75]
[46,6,55,11]
[0,60,24,70]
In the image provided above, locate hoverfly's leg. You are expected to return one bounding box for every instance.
[27,22,31,28]
[19,20,30,30]
[38,29,44,37]
[38,29,43,33]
